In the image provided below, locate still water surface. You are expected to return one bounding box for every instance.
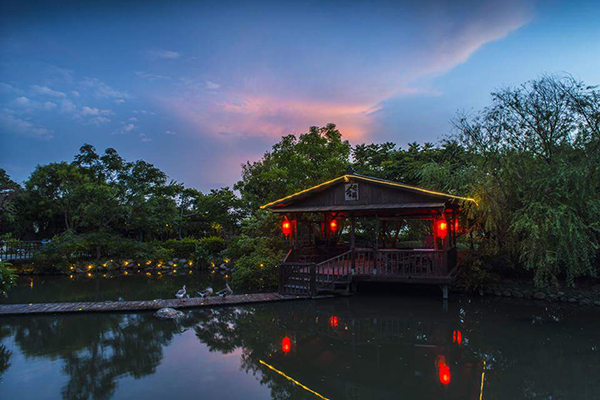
[1,293,599,399]
[0,271,228,304]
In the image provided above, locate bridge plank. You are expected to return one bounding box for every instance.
[0,293,329,316]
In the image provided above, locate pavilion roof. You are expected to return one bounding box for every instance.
[260,173,475,212]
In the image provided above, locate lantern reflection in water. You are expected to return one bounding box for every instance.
[282,336,291,353]
[453,329,463,345]
[329,315,339,328]
[436,355,451,385]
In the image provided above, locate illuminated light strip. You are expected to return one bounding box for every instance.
[260,176,346,209]
[350,175,477,203]
[260,174,476,210]
[259,360,331,400]
[479,360,487,400]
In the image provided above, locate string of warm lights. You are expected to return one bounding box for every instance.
[260,173,477,209]
[259,360,330,400]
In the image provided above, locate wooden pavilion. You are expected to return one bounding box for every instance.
[261,172,476,298]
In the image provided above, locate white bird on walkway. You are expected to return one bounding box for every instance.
[217,283,233,298]
[197,287,213,298]
[175,285,187,301]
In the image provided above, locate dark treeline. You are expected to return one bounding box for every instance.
[1,75,599,289]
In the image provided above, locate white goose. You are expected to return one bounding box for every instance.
[175,285,187,301]
[217,283,233,298]
[198,287,213,298]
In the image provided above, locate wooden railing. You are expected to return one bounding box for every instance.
[354,248,449,277]
[315,250,352,283]
[278,248,455,295]
[0,240,45,261]
[278,262,316,296]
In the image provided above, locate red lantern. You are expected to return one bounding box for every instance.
[329,219,338,233]
[282,219,292,236]
[452,330,462,345]
[436,355,451,385]
[436,219,448,238]
[454,218,460,233]
[282,336,291,353]
[329,315,339,328]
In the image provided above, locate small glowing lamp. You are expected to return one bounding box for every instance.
[330,219,339,233]
[282,218,292,235]
[436,219,448,238]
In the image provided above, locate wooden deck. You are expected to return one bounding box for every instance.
[0,293,323,316]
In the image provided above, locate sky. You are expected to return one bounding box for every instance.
[1,0,599,191]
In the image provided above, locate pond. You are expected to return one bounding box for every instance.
[0,271,229,304]
[1,294,599,400]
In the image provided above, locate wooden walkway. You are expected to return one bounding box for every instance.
[0,293,321,316]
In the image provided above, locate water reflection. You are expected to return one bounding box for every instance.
[0,271,227,304]
[1,296,599,399]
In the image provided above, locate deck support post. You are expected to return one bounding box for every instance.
[350,213,356,273]
[310,263,317,297]
[440,285,449,300]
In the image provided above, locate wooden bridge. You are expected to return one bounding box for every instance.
[0,292,329,316]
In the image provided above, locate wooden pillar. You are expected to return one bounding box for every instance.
[350,213,356,272]
[374,216,380,273]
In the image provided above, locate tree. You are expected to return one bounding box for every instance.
[454,75,600,286]
[0,169,21,235]
[235,123,351,210]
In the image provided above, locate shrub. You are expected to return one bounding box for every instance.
[228,234,282,291]
[32,231,174,271]
[199,236,226,256]
[0,260,17,297]
[161,237,199,259]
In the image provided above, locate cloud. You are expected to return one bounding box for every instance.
[135,71,171,81]
[14,96,31,106]
[146,49,182,60]
[165,130,177,135]
[139,132,152,142]
[89,116,111,125]
[129,117,138,121]
[113,122,136,135]
[115,99,125,104]
[30,85,66,98]
[12,97,57,112]
[206,81,220,90]
[71,90,80,97]
[79,106,112,117]
[0,110,53,139]
[79,77,130,99]
[59,99,77,114]
[157,0,532,143]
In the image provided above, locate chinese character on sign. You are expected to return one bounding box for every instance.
[345,183,359,201]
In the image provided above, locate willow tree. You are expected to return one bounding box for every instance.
[454,75,600,287]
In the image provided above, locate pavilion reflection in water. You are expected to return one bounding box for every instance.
[258,298,486,400]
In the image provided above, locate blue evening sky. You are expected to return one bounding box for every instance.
[1,0,599,191]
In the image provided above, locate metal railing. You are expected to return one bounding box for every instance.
[0,240,45,261]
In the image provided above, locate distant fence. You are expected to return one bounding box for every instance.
[0,240,46,261]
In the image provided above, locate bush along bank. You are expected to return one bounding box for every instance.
[19,257,233,277]
[454,277,600,308]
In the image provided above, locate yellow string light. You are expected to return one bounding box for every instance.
[480,360,487,400]
[260,174,476,209]
[259,360,330,400]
